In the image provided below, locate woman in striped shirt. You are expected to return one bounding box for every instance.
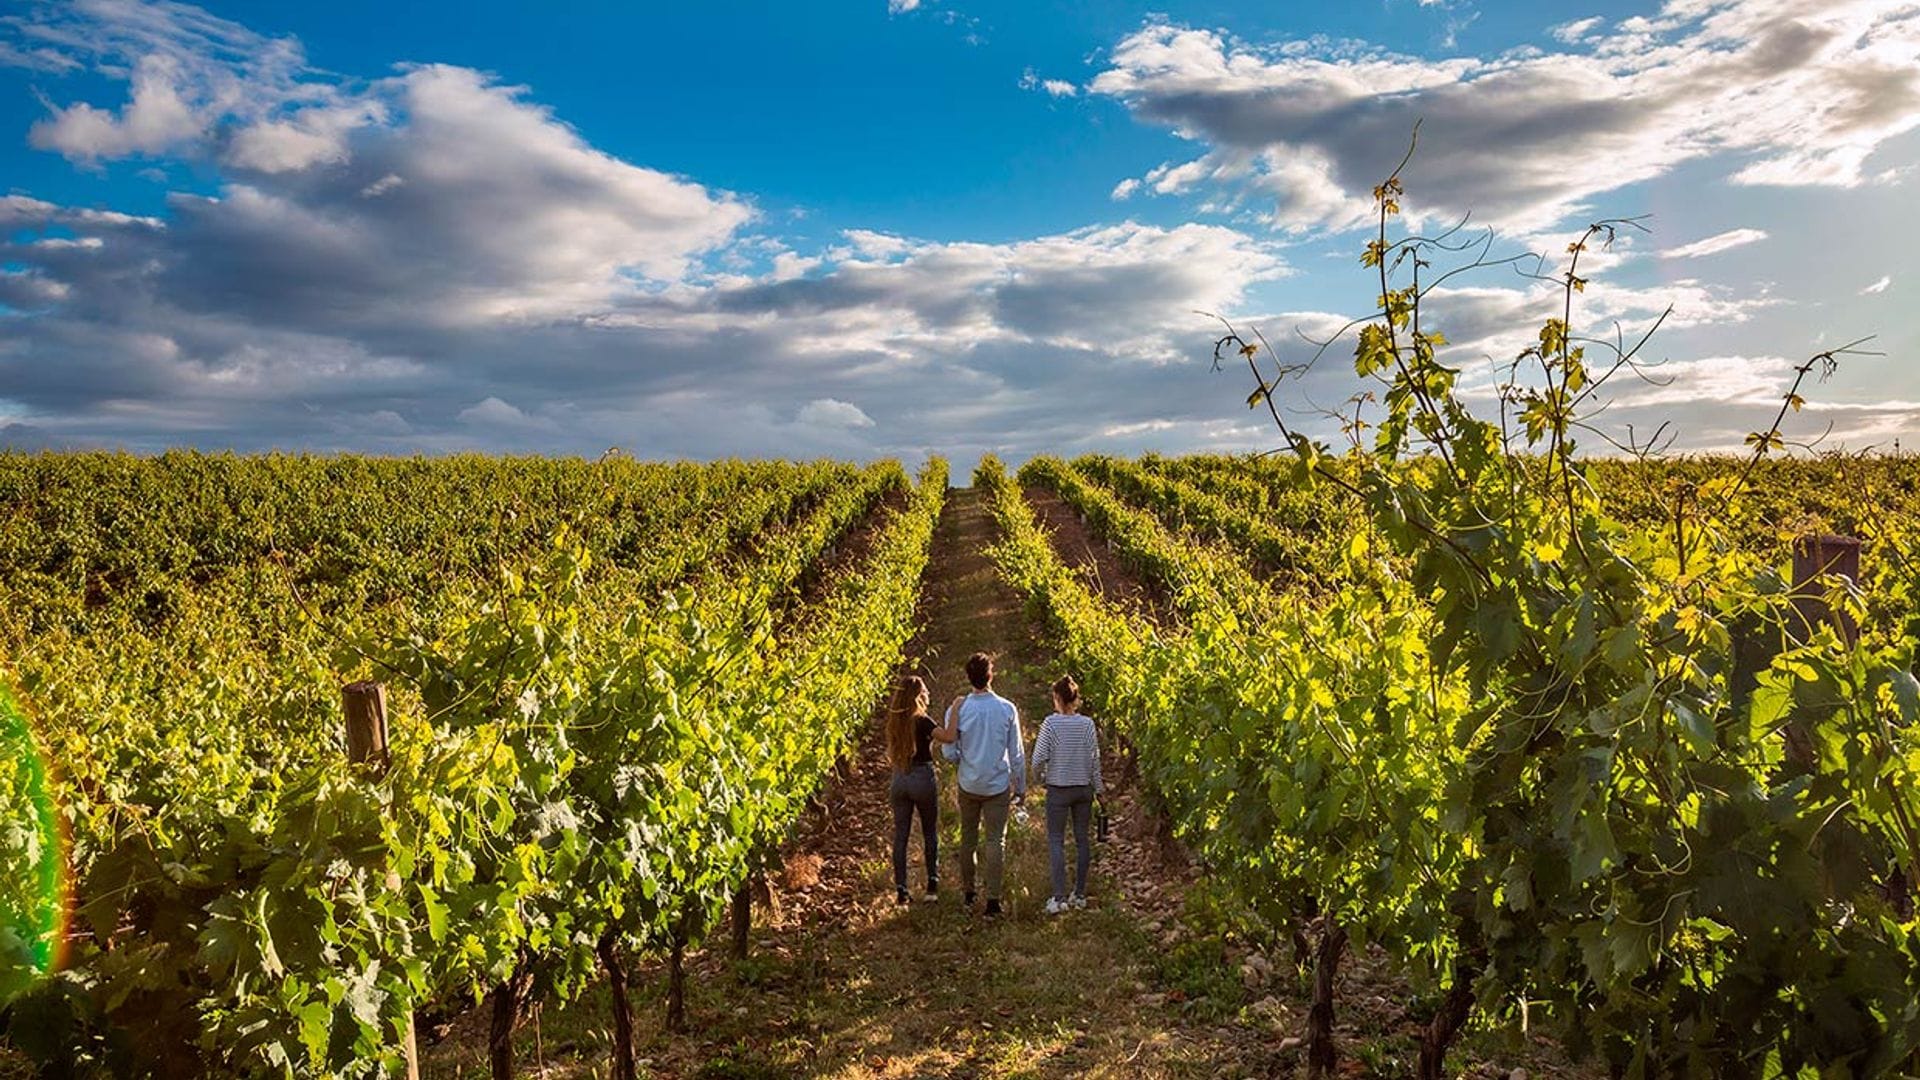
[1029,675,1103,915]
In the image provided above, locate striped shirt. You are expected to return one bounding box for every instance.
[1030,712,1103,793]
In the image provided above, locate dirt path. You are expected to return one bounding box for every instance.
[425,486,1278,1078]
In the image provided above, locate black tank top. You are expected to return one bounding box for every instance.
[910,715,935,766]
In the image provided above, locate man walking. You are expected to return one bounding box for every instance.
[942,652,1025,916]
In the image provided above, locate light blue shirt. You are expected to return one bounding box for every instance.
[942,690,1025,798]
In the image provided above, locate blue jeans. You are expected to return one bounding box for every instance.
[890,764,938,892]
[1046,784,1094,900]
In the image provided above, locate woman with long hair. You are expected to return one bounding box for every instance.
[886,674,955,904]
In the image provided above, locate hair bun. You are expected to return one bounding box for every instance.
[1052,674,1080,705]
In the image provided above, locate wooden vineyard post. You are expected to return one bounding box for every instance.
[343,681,392,769]
[1791,533,1862,646]
[1781,535,1917,918]
[342,682,420,1080]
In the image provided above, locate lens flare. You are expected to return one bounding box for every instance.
[1,681,67,1001]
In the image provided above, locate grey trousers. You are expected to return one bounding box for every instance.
[1046,784,1094,901]
[956,786,1011,900]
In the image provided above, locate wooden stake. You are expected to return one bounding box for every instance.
[342,681,418,1080]
[1790,533,1862,646]
[343,681,391,768]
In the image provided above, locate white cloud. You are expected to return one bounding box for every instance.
[1660,228,1769,259]
[0,40,82,73]
[30,54,203,160]
[1584,353,1920,452]
[1111,177,1141,200]
[1603,353,1794,408]
[770,251,823,281]
[797,399,876,429]
[8,0,1894,462]
[359,173,404,198]
[1092,3,1920,231]
[44,61,759,329]
[226,102,385,173]
[1020,68,1079,97]
[1862,275,1892,294]
[457,396,534,426]
[3,157,1289,454]
[0,194,164,230]
[11,3,320,164]
[684,221,1287,363]
[888,0,921,12]
[1021,68,1082,97]
[0,0,1287,461]
[1356,272,1787,402]
[1551,17,1603,44]
[839,229,915,259]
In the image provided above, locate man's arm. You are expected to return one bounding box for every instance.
[1007,704,1027,799]
[930,696,961,745]
[941,697,964,761]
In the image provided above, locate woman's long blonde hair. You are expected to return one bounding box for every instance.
[885,675,930,774]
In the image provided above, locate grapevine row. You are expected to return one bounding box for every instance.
[1,457,941,1077]
[985,445,1920,1077]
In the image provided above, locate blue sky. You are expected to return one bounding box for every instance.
[1,0,1916,461]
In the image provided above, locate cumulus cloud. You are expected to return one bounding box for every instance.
[1601,353,1793,408]
[225,101,385,173]
[9,0,319,163]
[797,399,877,429]
[682,221,1286,363]
[1551,16,1604,44]
[359,173,404,198]
[3,0,1899,460]
[114,66,752,330]
[457,396,555,432]
[30,54,203,160]
[1862,275,1892,294]
[1092,2,1920,231]
[0,3,1289,459]
[1,173,1286,456]
[1660,228,1769,259]
[1449,270,1780,355]
[1573,352,1920,452]
[1021,68,1078,97]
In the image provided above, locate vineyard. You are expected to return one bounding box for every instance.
[1,440,1916,1078]
[2,206,1918,1080]
[964,177,1920,1078]
[1,453,948,1077]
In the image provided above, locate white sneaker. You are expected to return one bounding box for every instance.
[1044,897,1070,916]
[1070,894,1087,910]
